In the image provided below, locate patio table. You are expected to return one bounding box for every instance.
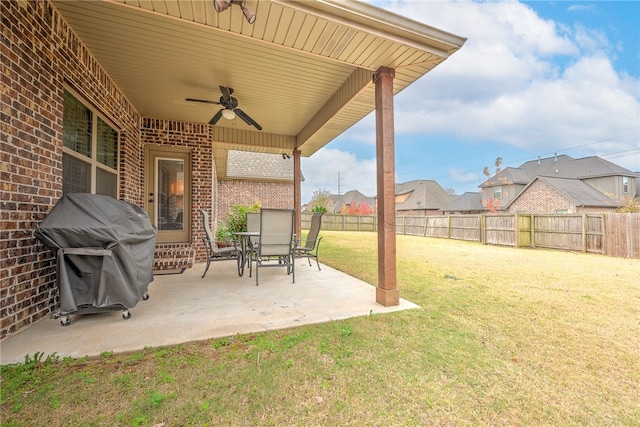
[233,231,259,277]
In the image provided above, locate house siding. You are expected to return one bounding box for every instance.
[480,183,525,210]
[1,0,142,339]
[583,176,637,199]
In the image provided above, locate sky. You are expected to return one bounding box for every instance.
[300,0,640,203]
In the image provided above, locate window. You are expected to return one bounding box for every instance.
[623,177,629,193]
[62,89,119,197]
[493,186,503,199]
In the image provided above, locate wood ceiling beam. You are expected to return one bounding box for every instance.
[296,67,372,150]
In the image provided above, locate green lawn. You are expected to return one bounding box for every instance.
[2,231,639,426]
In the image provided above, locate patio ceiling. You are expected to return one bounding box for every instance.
[51,0,465,178]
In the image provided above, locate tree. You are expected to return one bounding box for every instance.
[339,199,373,215]
[308,189,332,213]
[617,197,639,213]
[358,199,373,215]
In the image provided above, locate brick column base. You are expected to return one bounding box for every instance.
[376,287,400,307]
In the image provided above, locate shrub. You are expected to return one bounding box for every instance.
[216,202,261,242]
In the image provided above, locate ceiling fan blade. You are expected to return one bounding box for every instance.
[185,98,220,105]
[235,108,262,131]
[208,109,224,125]
[219,86,232,103]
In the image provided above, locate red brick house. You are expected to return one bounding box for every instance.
[443,155,637,214]
[1,0,465,338]
[481,155,636,213]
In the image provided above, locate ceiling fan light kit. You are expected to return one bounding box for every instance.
[221,108,236,120]
[214,0,256,24]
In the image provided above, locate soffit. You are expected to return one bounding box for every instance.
[51,0,465,176]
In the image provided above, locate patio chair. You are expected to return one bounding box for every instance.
[295,212,323,270]
[253,208,295,286]
[199,209,242,278]
[246,212,261,277]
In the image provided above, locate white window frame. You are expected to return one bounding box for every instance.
[493,186,503,200]
[622,177,629,194]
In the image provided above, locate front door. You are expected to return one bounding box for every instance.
[145,146,191,243]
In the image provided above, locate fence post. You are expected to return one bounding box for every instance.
[602,214,607,255]
[529,214,534,248]
[531,214,536,248]
[480,214,485,244]
[423,216,429,237]
[582,213,587,253]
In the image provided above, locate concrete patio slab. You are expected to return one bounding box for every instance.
[1,261,419,365]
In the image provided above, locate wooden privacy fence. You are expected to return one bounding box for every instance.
[301,212,640,258]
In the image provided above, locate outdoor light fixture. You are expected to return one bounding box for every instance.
[221,108,236,120]
[213,0,256,24]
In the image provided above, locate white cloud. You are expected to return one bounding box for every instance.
[309,1,639,197]
[567,4,597,13]
[301,148,377,203]
[573,23,610,52]
[362,0,640,171]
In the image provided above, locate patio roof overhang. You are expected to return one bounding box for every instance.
[51,0,466,179]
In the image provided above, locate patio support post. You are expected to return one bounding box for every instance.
[294,149,302,239]
[374,66,399,306]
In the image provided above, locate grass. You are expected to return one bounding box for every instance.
[2,231,639,426]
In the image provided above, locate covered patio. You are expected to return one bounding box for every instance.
[0,261,418,365]
[2,0,464,341]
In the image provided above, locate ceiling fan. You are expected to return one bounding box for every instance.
[186,86,262,131]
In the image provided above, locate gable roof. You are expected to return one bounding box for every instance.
[520,155,633,179]
[330,190,375,212]
[481,155,635,187]
[441,192,484,212]
[225,151,296,182]
[395,180,455,210]
[508,176,620,208]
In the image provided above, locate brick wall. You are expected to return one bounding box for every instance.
[508,180,577,214]
[508,179,619,214]
[1,0,142,339]
[141,119,214,268]
[216,180,294,226]
[1,0,299,340]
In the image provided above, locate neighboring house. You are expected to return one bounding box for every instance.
[327,190,376,213]
[477,155,637,214]
[395,180,455,215]
[508,176,621,214]
[321,180,454,215]
[441,192,484,214]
